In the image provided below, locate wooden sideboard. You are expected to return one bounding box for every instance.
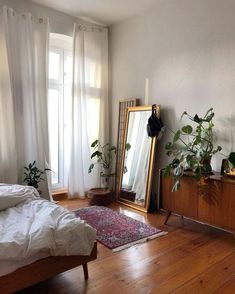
[160,171,235,233]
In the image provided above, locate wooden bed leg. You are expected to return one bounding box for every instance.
[83,263,88,280]
[164,211,172,225]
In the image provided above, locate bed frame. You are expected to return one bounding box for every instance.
[0,242,97,294]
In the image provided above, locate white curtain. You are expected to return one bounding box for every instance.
[68,24,109,198]
[0,6,51,200]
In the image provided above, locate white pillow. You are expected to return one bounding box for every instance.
[0,184,39,211]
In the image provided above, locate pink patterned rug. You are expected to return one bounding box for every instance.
[75,206,167,251]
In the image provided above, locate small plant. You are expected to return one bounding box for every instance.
[164,108,222,191]
[228,152,235,168]
[23,161,51,189]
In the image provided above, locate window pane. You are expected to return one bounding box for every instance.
[48,88,60,185]
[49,51,61,80]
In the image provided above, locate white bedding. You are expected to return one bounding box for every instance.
[0,185,96,277]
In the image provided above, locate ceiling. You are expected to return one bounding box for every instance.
[31,0,159,25]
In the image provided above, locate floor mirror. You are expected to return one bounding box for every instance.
[117,105,160,213]
[115,99,138,192]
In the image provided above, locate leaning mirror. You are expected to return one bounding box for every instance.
[118,106,160,213]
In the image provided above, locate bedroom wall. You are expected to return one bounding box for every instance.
[0,0,78,35]
[110,0,235,188]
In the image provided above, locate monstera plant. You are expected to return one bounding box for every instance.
[164,108,222,191]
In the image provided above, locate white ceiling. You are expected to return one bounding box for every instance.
[31,0,159,25]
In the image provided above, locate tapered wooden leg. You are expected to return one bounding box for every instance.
[83,263,88,280]
[164,211,172,225]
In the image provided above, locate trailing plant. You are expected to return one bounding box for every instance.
[23,161,51,189]
[163,108,222,191]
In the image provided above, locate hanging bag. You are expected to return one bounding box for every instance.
[147,104,164,138]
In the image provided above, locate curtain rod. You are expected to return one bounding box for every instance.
[1,6,48,24]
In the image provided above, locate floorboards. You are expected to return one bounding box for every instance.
[17,199,235,294]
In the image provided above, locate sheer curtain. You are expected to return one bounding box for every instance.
[0,6,51,200]
[68,23,109,198]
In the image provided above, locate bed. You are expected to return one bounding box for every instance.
[0,184,97,293]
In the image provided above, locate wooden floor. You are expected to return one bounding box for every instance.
[18,199,235,294]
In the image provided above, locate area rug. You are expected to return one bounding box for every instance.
[75,206,167,252]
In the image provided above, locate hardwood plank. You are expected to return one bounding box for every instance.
[90,236,234,294]
[171,253,235,294]
[213,278,235,294]
[82,234,218,293]
[153,237,235,293]
[85,239,221,293]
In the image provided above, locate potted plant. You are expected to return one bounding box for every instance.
[163,108,222,191]
[23,161,51,193]
[226,152,235,175]
[88,140,116,188]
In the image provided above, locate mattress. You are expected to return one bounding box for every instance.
[0,185,96,277]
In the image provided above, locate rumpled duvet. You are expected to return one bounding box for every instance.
[0,184,96,276]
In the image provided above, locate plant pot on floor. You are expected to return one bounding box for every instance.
[87,188,112,206]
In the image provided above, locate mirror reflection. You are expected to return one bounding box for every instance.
[119,108,154,210]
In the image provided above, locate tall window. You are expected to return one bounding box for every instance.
[48,33,73,189]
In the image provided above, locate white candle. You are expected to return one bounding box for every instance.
[144,78,149,105]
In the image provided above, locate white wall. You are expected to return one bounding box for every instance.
[110,0,235,185]
[0,0,78,35]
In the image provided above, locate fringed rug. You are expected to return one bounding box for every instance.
[75,206,167,252]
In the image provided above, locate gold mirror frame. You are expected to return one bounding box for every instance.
[117,105,160,213]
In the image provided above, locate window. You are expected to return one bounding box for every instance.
[48,33,73,189]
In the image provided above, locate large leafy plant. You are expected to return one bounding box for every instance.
[164,108,222,191]
[88,140,116,175]
[23,161,51,189]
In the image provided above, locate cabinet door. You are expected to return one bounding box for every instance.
[198,181,235,231]
[161,175,198,219]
